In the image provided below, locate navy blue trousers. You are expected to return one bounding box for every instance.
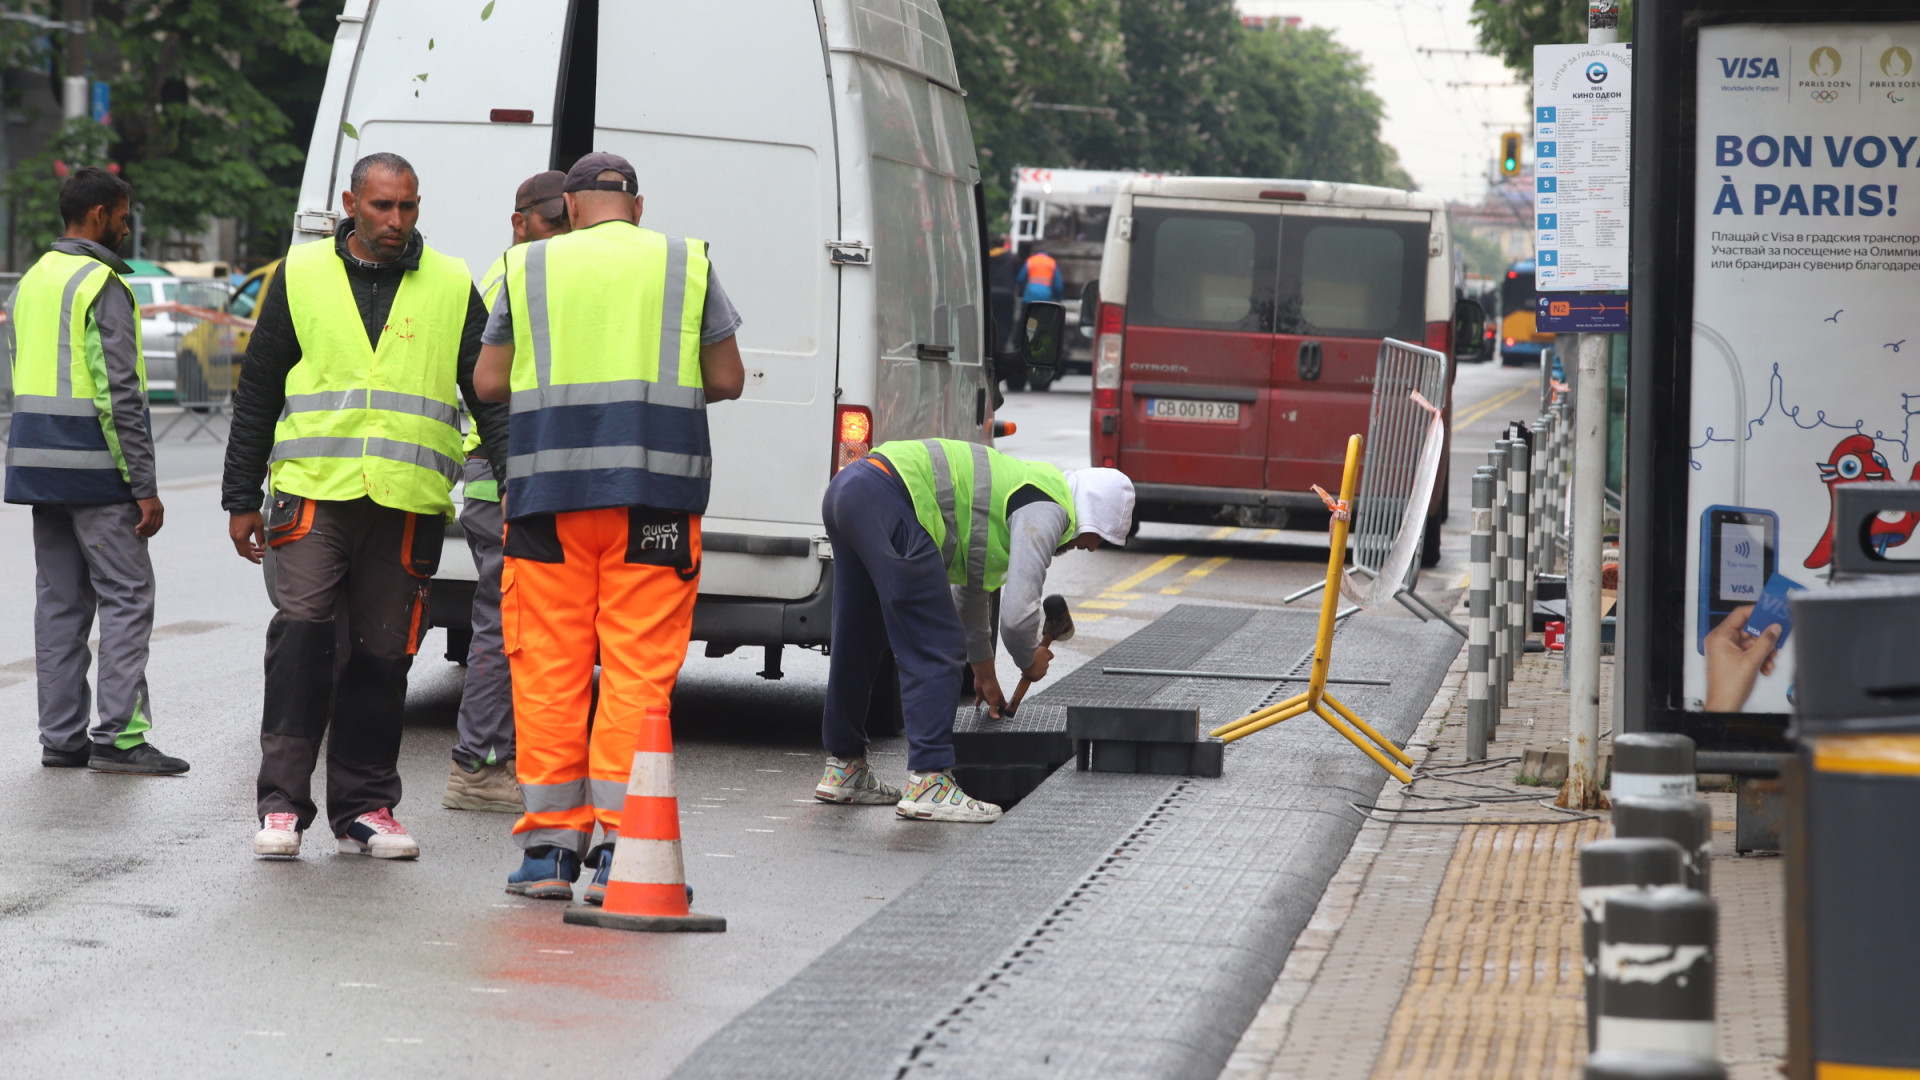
[821,459,966,772]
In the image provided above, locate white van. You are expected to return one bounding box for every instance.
[294,0,1002,671]
[1087,177,1486,562]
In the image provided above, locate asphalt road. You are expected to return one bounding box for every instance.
[0,359,1538,1076]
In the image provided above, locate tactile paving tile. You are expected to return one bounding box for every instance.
[668,607,1462,1080]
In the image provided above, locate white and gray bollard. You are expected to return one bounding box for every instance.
[1467,467,1497,760]
[1612,734,1698,801]
[1599,886,1718,1060]
[1489,441,1512,707]
[1581,837,1688,1050]
[1529,418,1548,627]
[1585,1051,1728,1079]
[1507,432,1531,681]
[1614,795,1714,894]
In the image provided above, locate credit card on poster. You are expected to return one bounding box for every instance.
[1743,572,1805,648]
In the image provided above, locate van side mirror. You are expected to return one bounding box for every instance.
[1452,297,1490,362]
[1021,301,1067,375]
[1077,279,1099,331]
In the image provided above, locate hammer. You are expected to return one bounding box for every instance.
[1005,594,1074,717]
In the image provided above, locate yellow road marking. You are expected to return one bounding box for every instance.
[1106,553,1186,594]
[1081,600,1131,610]
[1161,555,1232,595]
[1454,382,1534,430]
[1073,613,1108,622]
[1208,526,1238,539]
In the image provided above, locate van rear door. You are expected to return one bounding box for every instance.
[1117,202,1281,491]
[592,4,840,600]
[299,2,568,270]
[1266,210,1434,495]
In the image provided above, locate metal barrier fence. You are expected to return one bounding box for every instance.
[1287,337,1460,634]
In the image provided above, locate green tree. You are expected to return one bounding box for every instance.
[1222,23,1412,188]
[3,1,334,258]
[1469,0,1633,82]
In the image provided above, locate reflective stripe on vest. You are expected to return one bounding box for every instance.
[503,222,711,518]
[271,239,470,516]
[873,438,1078,592]
[3,249,144,504]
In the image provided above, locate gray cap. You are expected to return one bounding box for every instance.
[563,152,638,195]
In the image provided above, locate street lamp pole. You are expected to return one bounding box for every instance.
[62,0,91,121]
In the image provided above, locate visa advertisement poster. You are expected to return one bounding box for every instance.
[1686,22,1920,713]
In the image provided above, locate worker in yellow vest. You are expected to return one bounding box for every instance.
[222,153,508,861]
[442,169,570,814]
[6,167,188,775]
[475,152,745,905]
[814,440,1134,823]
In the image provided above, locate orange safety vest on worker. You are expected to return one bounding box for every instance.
[489,213,715,863]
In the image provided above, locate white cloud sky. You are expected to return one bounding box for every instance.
[1235,0,1535,202]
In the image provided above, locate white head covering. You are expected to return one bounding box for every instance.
[1067,468,1135,547]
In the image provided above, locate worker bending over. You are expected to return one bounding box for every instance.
[474,152,745,904]
[226,153,508,860]
[442,169,571,814]
[815,440,1134,823]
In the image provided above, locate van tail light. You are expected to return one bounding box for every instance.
[834,405,872,473]
[1424,320,1450,356]
[1093,302,1124,409]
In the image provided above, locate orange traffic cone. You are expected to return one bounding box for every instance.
[563,706,725,932]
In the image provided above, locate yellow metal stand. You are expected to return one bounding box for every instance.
[1208,434,1416,784]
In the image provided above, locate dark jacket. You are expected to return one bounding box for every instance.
[221,221,507,514]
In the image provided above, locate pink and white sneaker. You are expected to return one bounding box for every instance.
[254,812,302,858]
[336,808,420,859]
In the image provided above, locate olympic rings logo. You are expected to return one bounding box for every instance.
[1811,89,1842,103]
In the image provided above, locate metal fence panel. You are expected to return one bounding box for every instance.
[1349,338,1450,593]
[153,294,239,442]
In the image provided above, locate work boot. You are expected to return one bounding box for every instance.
[89,741,190,775]
[336,808,420,859]
[41,745,91,768]
[814,755,904,805]
[896,770,1003,823]
[582,844,614,907]
[506,846,580,901]
[442,759,523,813]
[254,812,303,858]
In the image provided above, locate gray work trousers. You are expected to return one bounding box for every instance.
[453,456,513,770]
[256,496,439,835]
[32,502,156,752]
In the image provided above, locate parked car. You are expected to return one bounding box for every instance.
[285,0,1006,673]
[1087,176,1486,566]
[124,274,231,402]
[173,260,277,408]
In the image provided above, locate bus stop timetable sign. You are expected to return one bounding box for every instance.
[1534,42,1634,292]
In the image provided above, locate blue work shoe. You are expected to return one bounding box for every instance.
[582,844,614,907]
[506,846,580,901]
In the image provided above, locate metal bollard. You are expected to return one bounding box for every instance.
[1599,886,1718,1058]
[1612,733,1698,800]
[1581,837,1687,1050]
[1507,433,1531,684]
[1529,419,1548,628]
[1614,795,1714,893]
[1585,1051,1728,1079]
[1467,467,1496,760]
[1489,441,1512,707]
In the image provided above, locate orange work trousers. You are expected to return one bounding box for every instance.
[501,506,700,855]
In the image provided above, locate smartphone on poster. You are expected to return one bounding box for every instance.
[1697,505,1778,653]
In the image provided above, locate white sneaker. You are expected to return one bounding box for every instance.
[815,756,904,805]
[896,770,1003,823]
[254,812,302,857]
[336,808,420,859]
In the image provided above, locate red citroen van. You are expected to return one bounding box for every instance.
[1088,177,1480,564]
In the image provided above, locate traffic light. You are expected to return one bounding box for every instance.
[1499,132,1522,177]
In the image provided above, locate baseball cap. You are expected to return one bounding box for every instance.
[563,152,639,195]
[514,170,567,214]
